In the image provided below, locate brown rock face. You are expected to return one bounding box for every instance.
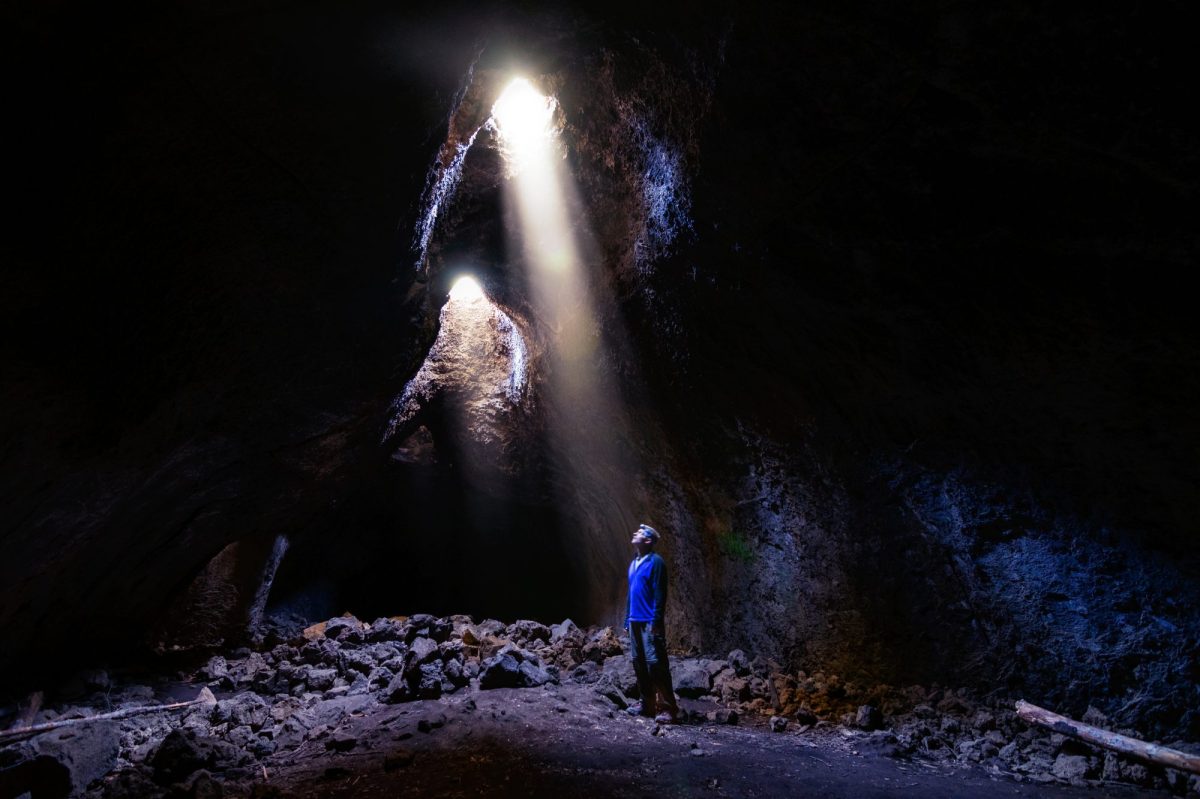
[382,283,536,492]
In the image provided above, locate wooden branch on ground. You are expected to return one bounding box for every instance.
[8,691,44,731]
[0,688,216,743]
[1016,699,1200,776]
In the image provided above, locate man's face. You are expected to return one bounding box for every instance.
[631,528,652,548]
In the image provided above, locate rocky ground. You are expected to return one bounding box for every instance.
[2,614,1196,797]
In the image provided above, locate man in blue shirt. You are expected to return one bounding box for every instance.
[623,523,679,723]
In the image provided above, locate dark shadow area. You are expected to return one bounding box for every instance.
[268,459,589,626]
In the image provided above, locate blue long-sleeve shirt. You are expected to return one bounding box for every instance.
[625,552,667,626]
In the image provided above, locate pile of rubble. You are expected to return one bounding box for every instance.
[2,614,1196,797]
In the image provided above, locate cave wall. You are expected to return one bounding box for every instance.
[615,3,1200,738]
[3,0,1198,739]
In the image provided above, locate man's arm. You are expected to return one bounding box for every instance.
[651,556,668,630]
[624,565,631,630]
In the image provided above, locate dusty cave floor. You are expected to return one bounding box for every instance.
[6,614,1195,797]
[254,686,1155,798]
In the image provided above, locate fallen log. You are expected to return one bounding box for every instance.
[8,691,43,731]
[1016,699,1200,776]
[0,687,216,743]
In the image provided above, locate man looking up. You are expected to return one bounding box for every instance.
[623,523,679,723]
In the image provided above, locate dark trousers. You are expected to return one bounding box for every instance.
[628,621,678,714]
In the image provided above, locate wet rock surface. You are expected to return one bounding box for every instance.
[1,614,1196,797]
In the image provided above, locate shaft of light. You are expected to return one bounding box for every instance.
[495,77,635,622]
[492,78,556,175]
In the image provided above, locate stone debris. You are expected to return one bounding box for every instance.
[1,613,1196,797]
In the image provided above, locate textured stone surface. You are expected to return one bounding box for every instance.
[2,0,1198,747]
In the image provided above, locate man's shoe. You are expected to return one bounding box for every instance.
[626,702,656,717]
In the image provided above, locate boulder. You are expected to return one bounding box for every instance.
[495,642,539,665]
[518,660,554,687]
[366,666,395,691]
[405,637,440,671]
[474,619,507,638]
[323,615,361,640]
[592,673,629,709]
[855,705,883,731]
[718,676,751,703]
[305,668,338,691]
[601,655,638,697]
[383,674,414,704]
[704,660,728,678]
[672,660,713,698]
[550,619,580,643]
[404,615,452,643]
[416,662,444,698]
[707,708,739,725]
[149,729,240,785]
[449,614,474,637]
[366,618,405,643]
[1051,753,1092,782]
[508,619,551,643]
[860,731,905,758]
[794,706,818,726]
[404,613,435,637]
[479,654,523,689]
[20,723,119,796]
[581,627,623,662]
[438,640,466,662]
[443,658,468,687]
[367,643,403,663]
[228,652,268,687]
[727,649,751,676]
[347,672,373,696]
[570,662,599,682]
[341,649,377,675]
[298,639,338,666]
[213,694,270,730]
[428,617,454,642]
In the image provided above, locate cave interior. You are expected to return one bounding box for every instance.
[3,0,1199,794]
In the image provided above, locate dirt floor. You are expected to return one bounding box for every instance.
[6,615,1195,797]
[259,685,1168,798]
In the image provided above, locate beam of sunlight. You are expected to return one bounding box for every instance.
[493,77,640,623]
[491,77,557,176]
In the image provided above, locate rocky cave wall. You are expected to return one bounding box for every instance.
[3,0,1198,741]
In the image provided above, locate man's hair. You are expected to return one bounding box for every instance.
[637,523,660,543]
